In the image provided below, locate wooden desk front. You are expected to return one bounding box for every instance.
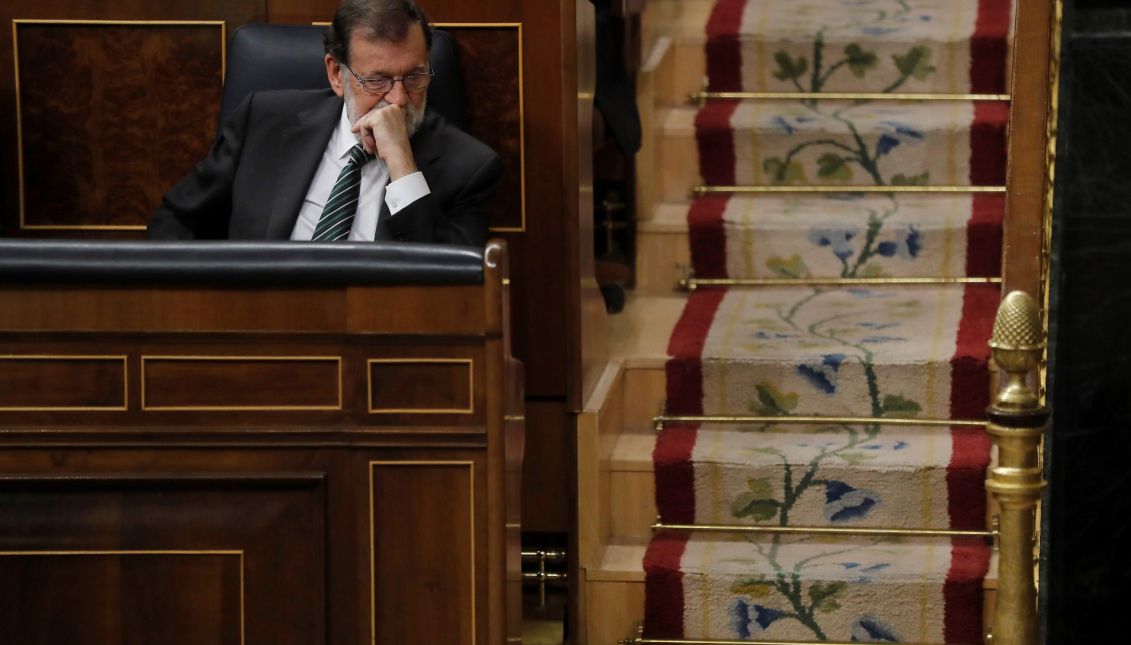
[0,240,523,645]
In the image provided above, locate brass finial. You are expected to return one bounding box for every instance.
[989,291,1045,411]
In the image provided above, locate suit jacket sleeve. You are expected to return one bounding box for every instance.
[382,117,503,248]
[147,94,254,239]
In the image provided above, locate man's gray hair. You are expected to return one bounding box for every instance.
[325,0,433,65]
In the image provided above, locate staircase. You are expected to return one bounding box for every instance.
[579,1,1022,643]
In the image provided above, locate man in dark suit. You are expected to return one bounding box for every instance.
[148,0,500,247]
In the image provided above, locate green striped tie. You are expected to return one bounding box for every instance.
[313,143,372,241]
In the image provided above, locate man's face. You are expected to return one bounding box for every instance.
[325,24,429,136]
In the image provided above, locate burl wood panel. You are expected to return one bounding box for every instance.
[439,25,524,232]
[0,553,243,645]
[369,358,473,414]
[142,356,342,410]
[370,461,475,645]
[0,356,126,409]
[0,473,325,644]
[14,22,223,230]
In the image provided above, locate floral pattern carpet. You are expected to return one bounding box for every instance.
[643,0,1012,642]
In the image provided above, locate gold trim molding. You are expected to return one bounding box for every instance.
[0,354,128,411]
[367,358,475,415]
[140,355,343,411]
[0,549,245,644]
[368,461,475,645]
[12,19,227,232]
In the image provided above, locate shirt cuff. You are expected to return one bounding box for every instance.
[384,171,431,215]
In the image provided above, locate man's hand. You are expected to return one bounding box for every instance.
[352,104,418,180]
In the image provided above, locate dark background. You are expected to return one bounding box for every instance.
[1045,0,1131,641]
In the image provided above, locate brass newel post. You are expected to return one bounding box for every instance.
[986,291,1048,645]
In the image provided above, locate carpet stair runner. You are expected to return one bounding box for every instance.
[637,0,1012,642]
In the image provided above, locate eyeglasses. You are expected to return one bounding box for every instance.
[343,64,434,95]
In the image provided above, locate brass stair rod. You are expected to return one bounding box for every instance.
[520,549,567,562]
[654,520,995,539]
[985,291,1048,645]
[692,185,1007,195]
[654,414,987,428]
[682,276,1003,289]
[691,90,1012,102]
[623,636,947,645]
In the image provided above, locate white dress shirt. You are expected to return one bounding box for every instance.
[291,106,431,241]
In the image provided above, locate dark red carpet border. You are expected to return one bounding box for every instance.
[643,531,692,639]
[949,284,999,421]
[704,0,748,91]
[944,537,993,643]
[695,100,741,187]
[966,193,1005,278]
[972,0,1014,94]
[687,195,731,279]
[666,289,728,416]
[653,423,701,525]
[947,425,993,530]
[971,101,1010,186]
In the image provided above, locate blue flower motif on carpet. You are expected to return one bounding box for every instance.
[876,225,922,260]
[798,353,847,394]
[773,116,797,135]
[880,121,926,141]
[731,599,785,639]
[875,134,901,157]
[824,481,880,522]
[851,615,901,642]
[808,228,858,261]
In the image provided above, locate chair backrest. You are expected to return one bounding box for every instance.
[219,23,467,132]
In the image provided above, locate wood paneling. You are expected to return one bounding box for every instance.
[439,25,524,232]
[0,472,326,644]
[0,552,244,645]
[370,461,476,645]
[369,358,473,414]
[0,243,522,643]
[1004,0,1058,300]
[0,355,126,410]
[0,0,267,238]
[14,21,223,232]
[521,400,570,533]
[142,356,342,411]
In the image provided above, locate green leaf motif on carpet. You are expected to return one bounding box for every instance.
[817,153,854,182]
[808,581,848,613]
[767,255,810,279]
[838,451,881,466]
[772,51,809,82]
[751,383,799,416]
[844,44,879,78]
[880,394,922,417]
[732,577,776,599]
[764,157,808,185]
[891,171,930,186]
[892,45,937,81]
[731,478,781,521]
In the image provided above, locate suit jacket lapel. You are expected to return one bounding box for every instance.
[263,92,342,239]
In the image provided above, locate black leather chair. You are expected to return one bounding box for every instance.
[218,23,467,132]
